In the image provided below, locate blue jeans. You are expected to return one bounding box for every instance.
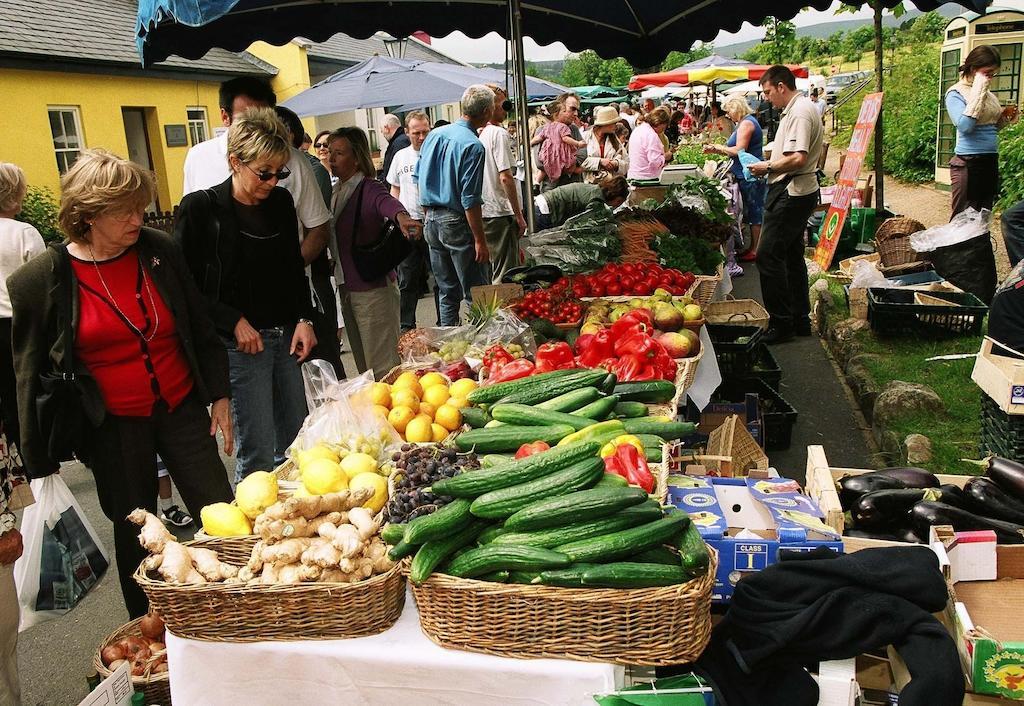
[423,208,489,326]
[225,327,308,483]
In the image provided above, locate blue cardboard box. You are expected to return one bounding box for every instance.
[668,476,844,603]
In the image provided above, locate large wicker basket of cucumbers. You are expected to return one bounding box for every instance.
[386,441,716,665]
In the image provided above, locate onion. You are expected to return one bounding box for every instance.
[101,644,124,667]
[118,636,150,657]
[153,662,168,674]
[108,659,128,671]
[131,659,147,677]
[148,642,165,653]
[139,613,165,640]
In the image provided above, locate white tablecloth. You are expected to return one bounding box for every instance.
[166,589,624,705]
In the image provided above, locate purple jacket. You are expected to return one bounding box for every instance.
[334,178,406,292]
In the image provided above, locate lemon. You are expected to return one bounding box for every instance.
[391,389,420,413]
[349,472,388,513]
[422,385,450,408]
[388,405,416,434]
[448,396,470,410]
[302,458,348,495]
[431,423,449,442]
[419,402,437,420]
[420,372,447,389]
[297,443,340,470]
[405,416,434,443]
[234,470,279,519]
[292,485,313,498]
[340,452,379,480]
[394,371,420,387]
[392,375,423,399]
[449,378,478,399]
[371,404,391,419]
[435,404,463,432]
[370,382,392,408]
[200,503,252,536]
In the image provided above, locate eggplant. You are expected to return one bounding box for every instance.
[910,501,1024,545]
[502,265,563,286]
[894,527,925,544]
[844,528,903,542]
[964,477,1024,524]
[875,467,940,489]
[986,456,1024,504]
[851,488,940,531]
[936,484,978,512]
[838,473,906,509]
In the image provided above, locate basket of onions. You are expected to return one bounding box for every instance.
[93,613,171,704]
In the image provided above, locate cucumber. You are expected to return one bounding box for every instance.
[508,570,542,584]
[489,387,601,427]
[613,401,650,418]
[381,523,407,544]
[454,424,575,453]
[596,473,629,488]
[461,406,492,428]
[631,546,681,565]
[481,454,514,468]
[492,501,664,549]
[571,395,620,421]
[446,545,571,578]
[387,538,417,562]
[431,441,600,498]
[557,419,625,447]
[409,520,488,584]
[467,369,583,405]
[403,498,473,545]
[478,570,510,583]
[622,418,696,440]
[477,524,509,544]
[635,434,666,462]
[599,373,618,395]
[533,563,600,587]
[496,370,609,406]
[612,380,676,403]
[554,513,690,563]
[504,486,650,531]
[581,562,690,588]
[470,457,604,519]
[677,523,712,578]
[490,404,594,431]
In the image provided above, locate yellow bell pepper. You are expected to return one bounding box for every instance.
[599,434,646,458]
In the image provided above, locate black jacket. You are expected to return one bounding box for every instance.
[379,127,411,183]
[8,229,230,477]
[172,176,312,335]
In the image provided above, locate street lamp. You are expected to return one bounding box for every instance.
[382,35,408,59]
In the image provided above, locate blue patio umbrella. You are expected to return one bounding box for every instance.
[281,56,567,117]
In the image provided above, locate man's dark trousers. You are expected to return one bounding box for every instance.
[757,184,818,334]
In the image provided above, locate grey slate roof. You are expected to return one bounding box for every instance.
[0,0,275,75]
[303,33,464,67]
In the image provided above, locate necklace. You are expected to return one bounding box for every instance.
[87,244,160,343]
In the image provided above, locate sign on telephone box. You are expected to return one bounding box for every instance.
[813,92,883,270]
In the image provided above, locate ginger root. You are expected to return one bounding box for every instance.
[159,542,206,585]
[348,507,380,541]
[188,546,239,581]
[301,539,342,569]
[263,491,353,521]
[317,522,364,558]
[255,511,345,542]
[128,509,174,553]
[260,538,313,565]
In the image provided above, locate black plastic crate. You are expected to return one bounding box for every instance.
[707,324,764,375]
[980,394,1024,461]
[716,378,798,451]
[867,288,987,338]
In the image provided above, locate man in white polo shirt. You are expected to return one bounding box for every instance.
[749,65,823,345]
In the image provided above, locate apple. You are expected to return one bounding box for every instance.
[653,303,685,332]
[656,332,691,358]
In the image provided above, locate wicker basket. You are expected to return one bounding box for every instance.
[670,347,705,412]
[410,549,716,665]
[134,536,406,642]
[93,617,172,704]
[704,298,769,330]
[875,217,924,268]
[688,264,725,308]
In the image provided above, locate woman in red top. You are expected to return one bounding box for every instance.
[9,149,234,617]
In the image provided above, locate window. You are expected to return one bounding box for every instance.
[366,109,379,151]
[990,43,1022,107]
[187,107,209,145]
[936,48,961,168]
[48,106,84,174]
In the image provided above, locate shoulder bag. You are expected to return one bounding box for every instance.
[349,179,413,282]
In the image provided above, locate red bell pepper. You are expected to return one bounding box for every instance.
[515,441,551,459]
[603,454,627,480]
[610,309,653,339]
[652,351,678,381]
[576,328,614,367]
[614,443,655,493]
[614,332,657,359]
[535,341,575,373]
[482,344,514,373]
[487,358,535,384]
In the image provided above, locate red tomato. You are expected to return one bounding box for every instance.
[620,275,636,289]
[515,441,551,459]
[622,263,636,275]
[606,282,623,296]
[590,282,606,297]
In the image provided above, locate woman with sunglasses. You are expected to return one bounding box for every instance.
[313,130,336,187]
[175,107,316,483]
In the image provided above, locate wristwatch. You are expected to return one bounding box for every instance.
[297,318,314,328]
[765,163,773,176]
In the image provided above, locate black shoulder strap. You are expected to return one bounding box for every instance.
[350,179,367,258]
[54,242,75,377]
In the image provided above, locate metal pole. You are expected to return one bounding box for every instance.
[510,0,536,233]
[873,1,884,215]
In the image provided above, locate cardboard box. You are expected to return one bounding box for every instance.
[667,475,843,602]
[973,337,1024,416]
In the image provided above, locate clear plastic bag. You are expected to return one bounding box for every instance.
[470,308,537,359]
[910,208,990,253]
[14,474,109,630]
[850,260,894,290]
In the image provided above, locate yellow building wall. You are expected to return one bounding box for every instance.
[246,41,319,140]
[0,68,222,210]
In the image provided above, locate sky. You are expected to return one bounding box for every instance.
[430,1,1024,64]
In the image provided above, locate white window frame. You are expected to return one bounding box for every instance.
[47,105,84,175]
[186,106,209,146]
[366,109,379,152]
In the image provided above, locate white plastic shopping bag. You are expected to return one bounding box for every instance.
[13,474,109,630]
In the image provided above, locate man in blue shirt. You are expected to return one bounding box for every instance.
[415,84,494,325]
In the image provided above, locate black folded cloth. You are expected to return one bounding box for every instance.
[692,546,963,706]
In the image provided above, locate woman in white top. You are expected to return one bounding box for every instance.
[0,163,46,448]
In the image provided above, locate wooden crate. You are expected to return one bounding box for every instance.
[470,284,524,306]
[972,337,1024,416]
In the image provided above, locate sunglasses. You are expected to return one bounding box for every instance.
[243,162,291,182]
[501,99,514,112]
[314,142,329,149]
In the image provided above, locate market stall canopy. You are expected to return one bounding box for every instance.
[724,75,826,96]
[629,63,810,91]
[134,0,987,69]
[573,85,623,100]
[282,56,566,116]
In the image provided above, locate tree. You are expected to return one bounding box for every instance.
[660,44,713,72]
[559,50,636,87]
[907,11,946,44]
[761,17,797,65]
[525,64,542,78]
